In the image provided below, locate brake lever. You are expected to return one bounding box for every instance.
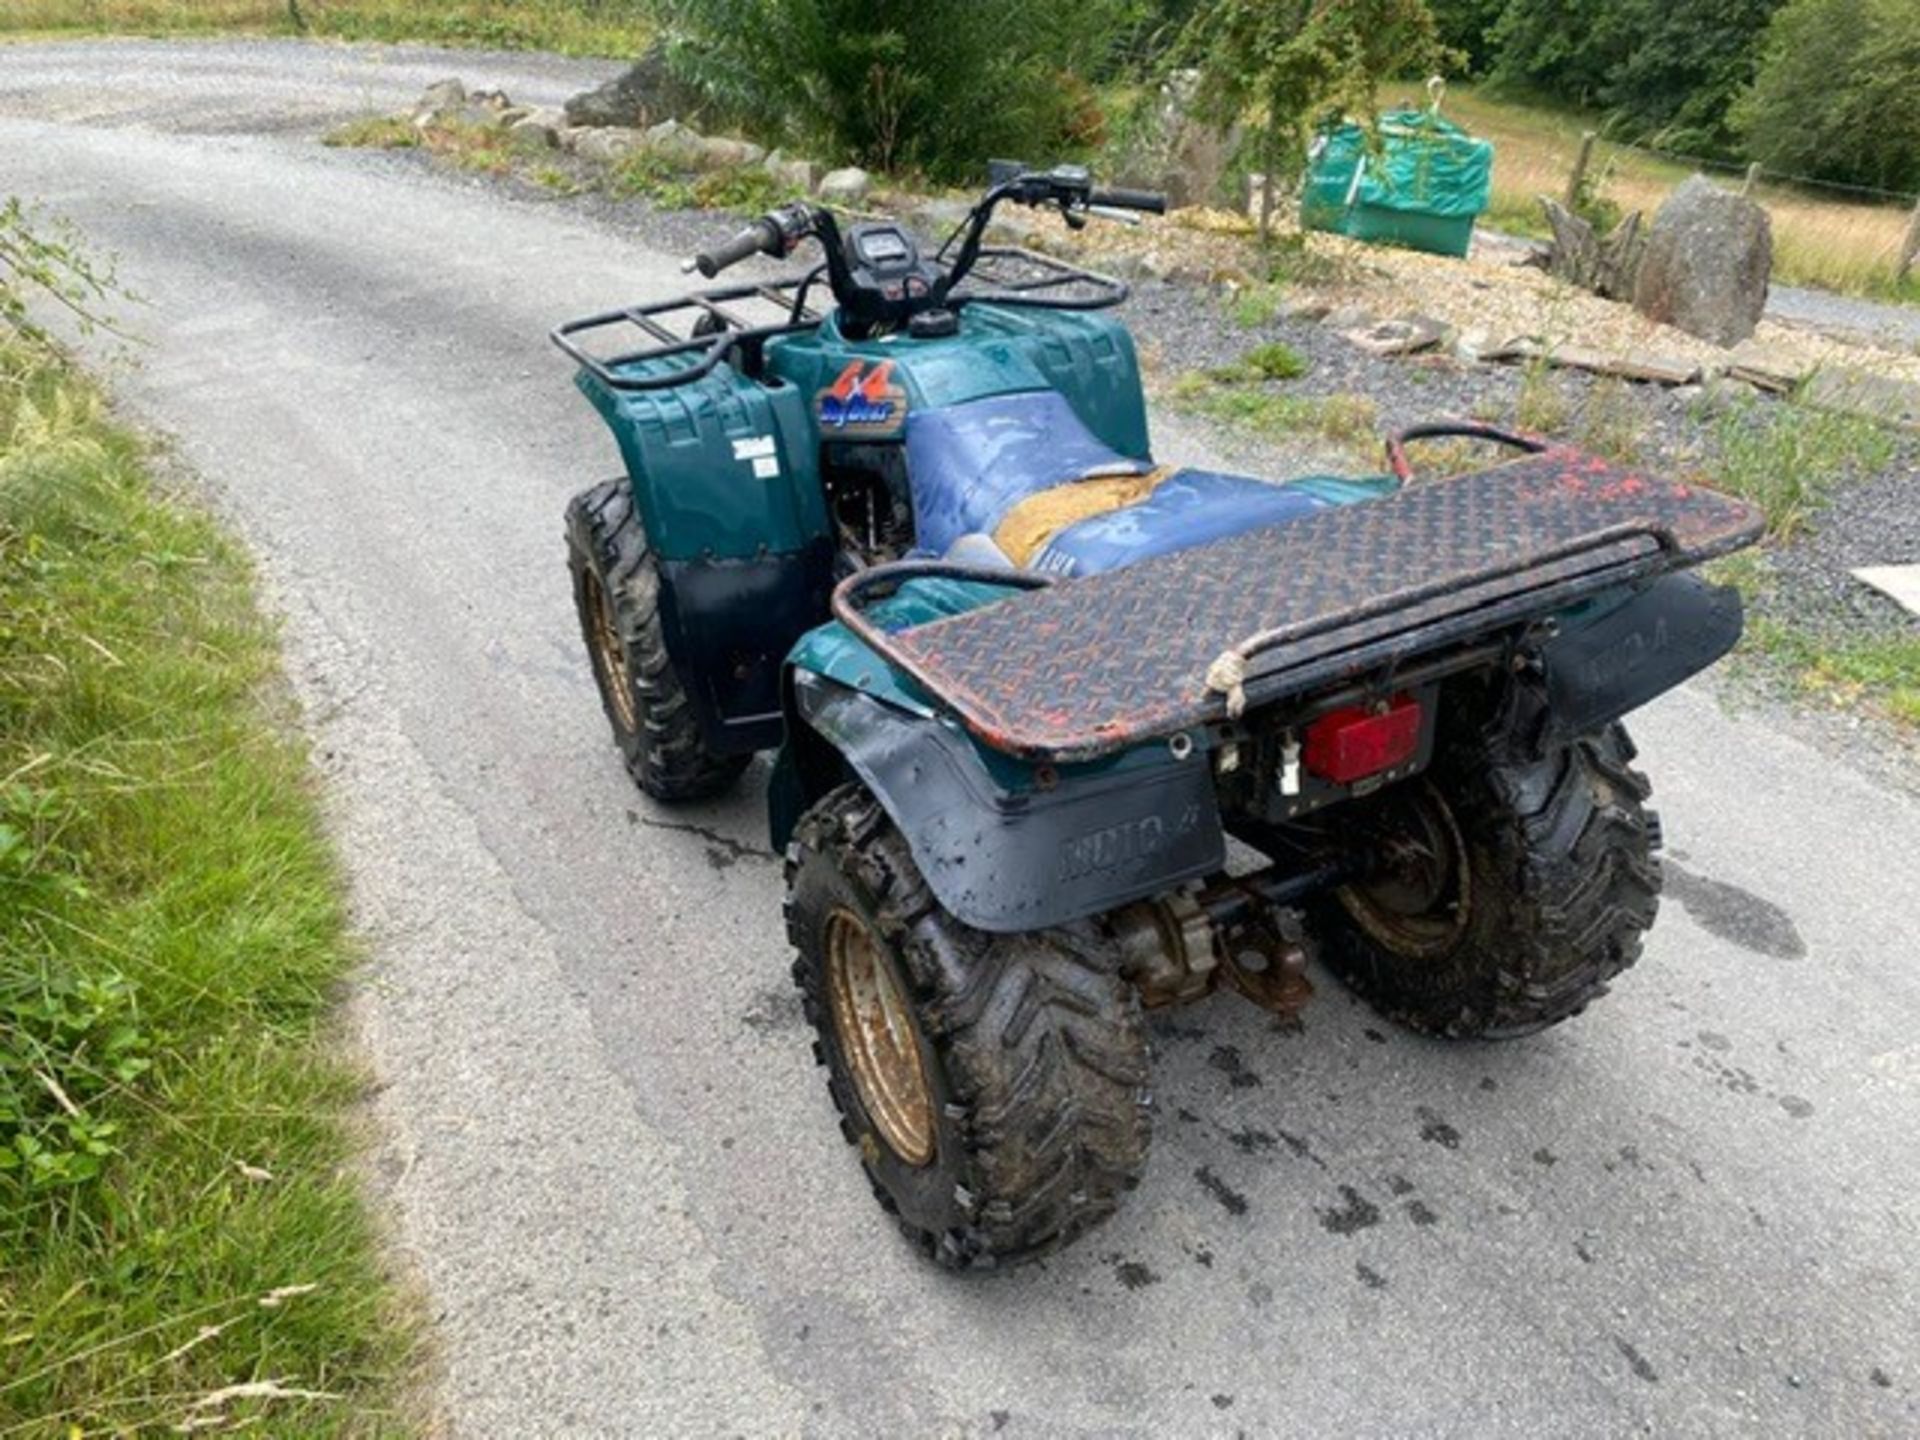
[1084,205,1142,227]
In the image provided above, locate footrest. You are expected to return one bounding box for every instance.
[846,447,1762,762]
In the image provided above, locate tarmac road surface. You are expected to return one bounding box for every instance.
[2,39,1916,1439]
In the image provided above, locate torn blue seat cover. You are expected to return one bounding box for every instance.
[902,390,1386,577]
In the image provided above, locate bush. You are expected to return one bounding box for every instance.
[1175,0,1449,223]
[1733,0,1920,193]
[651,0,1135,178]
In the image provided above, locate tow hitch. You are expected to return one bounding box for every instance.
[1110,856,1362,1020]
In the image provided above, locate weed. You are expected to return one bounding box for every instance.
[1514,355,1571,434]
[321,115,419,150]
[1710,394,1896,539]
[421,119,514,175]
[1229,284,1285,328]
[1243,341,1309,381]
[605,152,787,215]
[1575,377,1641,463]
[1168,368,1377,456]
[1206,341,1310,385]
[530,164,586,195]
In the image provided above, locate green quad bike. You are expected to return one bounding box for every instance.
[554,164,1762,1270]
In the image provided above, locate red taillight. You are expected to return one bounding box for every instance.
[1303,695,1423,785]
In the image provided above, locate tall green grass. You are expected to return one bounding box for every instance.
[0,0,648,56]
[0,341,417,1435]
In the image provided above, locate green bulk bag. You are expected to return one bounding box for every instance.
[1300,106,1494,258]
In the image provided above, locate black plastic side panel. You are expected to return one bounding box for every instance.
[657,539,834,755]
[1540,573,1744,742]
[792,674,1224,933]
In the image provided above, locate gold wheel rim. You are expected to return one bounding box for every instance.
[825,909,936,1167]
[1336,781,1472,960]
[584,570,638,733]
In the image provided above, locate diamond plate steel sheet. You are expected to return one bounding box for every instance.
[876,448,1763,761]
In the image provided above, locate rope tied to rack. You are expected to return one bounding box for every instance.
[1204,648,1249,719]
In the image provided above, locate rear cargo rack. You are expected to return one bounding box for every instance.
[833,446,1764,763]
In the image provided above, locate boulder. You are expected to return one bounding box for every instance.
[641,118,704,168]
[571,127,644,163]
[1632,175,1772,347]
[412,77,464,120]
[564,44,710,130]
[763,149,820,195]
[692,135,765,170]
[1345,315,1450,357]
[817,167,872,204]
[416,99,512,133]
[508,109,563,153]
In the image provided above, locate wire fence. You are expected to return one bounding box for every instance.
[1598,135,1918,206]
[1558,131,1920,292]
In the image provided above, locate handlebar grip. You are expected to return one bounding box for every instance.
[692,218,778,279]
[1089,186,1167,215]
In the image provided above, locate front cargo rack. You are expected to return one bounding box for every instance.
[550,271,825,394]
[948,246,1129,310]
[551,246,1126,393]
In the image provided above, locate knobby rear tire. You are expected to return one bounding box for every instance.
[1315,720,1662,1039]
[787,784,1152,1270]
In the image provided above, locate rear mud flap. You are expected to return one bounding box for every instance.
[1540,573,1744,742]
[791,672,1224,933]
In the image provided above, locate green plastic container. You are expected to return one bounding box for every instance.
[1300,108,1494,258]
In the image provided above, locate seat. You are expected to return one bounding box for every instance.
[902,390,1377,578]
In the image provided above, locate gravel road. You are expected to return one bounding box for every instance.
[3,39,1917,1439]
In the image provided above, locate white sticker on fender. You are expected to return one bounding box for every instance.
[751,455,781,479]
[732,435,777,461]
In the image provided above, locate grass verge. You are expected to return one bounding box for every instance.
[1744,613,1920,728]
[1713,545,1920,731]
[0,338,416,1435]
[0,0,646,56]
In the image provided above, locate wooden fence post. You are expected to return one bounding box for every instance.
[1741,162,1761,196]
[1900,193,1920,283]
[1566,131,1596,208]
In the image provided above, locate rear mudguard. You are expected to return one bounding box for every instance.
[771,572,1740,932]
[1537,572,1744,745]
[774,670,1224,933]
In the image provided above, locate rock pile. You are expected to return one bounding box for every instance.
[403,69,860,200]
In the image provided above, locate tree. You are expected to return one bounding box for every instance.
[1484,0,1632,108]
[1486,0,1781,157]
[1176,0,1451,230]
[652,0,1136,178]
[1733,0,1920,192]
[1425,0,1508,76]
[1600,0,1782,154]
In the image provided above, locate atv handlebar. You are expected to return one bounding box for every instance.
[687,217,780,279]
[1088,186,1167,215]
[679,166,1166,321]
